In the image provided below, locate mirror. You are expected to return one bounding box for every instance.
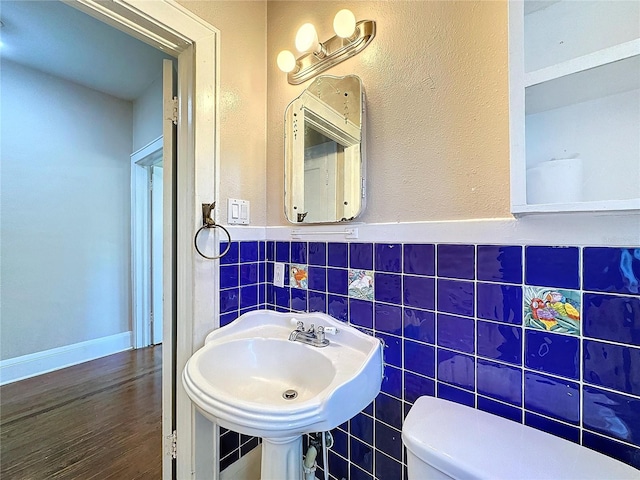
[284,75,365,224]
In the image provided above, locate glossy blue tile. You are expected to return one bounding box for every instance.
[350,412,373,445]
[274,286,290,309]
[259,241,266,261]
[331,428,348,458]
[220,312,237,327]
[220,288,239,313]
[350,465,374,480]
[437,349,475,391]
[584,247,640,295]
[350,438,373,473]
[220,265,239,289]
[328,451,348,480]
[240,285,258,308]
[308,290,326,313]
[291,241,307,264]
[403,275,435,310]
[350,243,373,270]
[582,431,640,470]
[525,246,579,289]
[403,244,435,276]
[375,273,402,304]
[437,279,474,317]
[239,241,259,263]
[524,371,580,425]
[240,263,258,285]
[476,283,522,324]
[266,284,274,305]
[259,263,266,283]
[258,284,266,304]
[403,308,435,344]
[378,333,402,367]
[477,359,522,406]
[375,243,402,273]
[375,450,402,480]
[266,262,274,283]
[437,244,475,279]
[404,339,435,378]
[220,431,240,457]
[350,298,373,329]
[291,288,307,312]
[375,421,402,461]
[275,241,290,262]
[266,241,275,261]
[220,451,239,471]
[477,320,522,365]
[307,266,326,292]
[525,330,579,379]
[524,412,580,443]
[308,242,326,266]
[375,303,402,335]
[583,293,640,346]
[438,383,475,407]
[381,365,402,398]
[404,371,435,404]
[437,314,475,353]
[583,385,640,447]
[220,241,239,265]
[375,393,403,430]
[327,268,348,295]
[584,340,640,396]
[477,245,523,284]
[327,242,348,267]
[477,396,522,423]
[328,294,348,321]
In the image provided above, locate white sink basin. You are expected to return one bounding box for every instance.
[182,310,383,439]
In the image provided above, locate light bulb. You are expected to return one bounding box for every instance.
[333,9,356,38]
[295,23,319,53]
[277,50,297,73]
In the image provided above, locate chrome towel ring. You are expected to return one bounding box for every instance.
[194,202,232,260]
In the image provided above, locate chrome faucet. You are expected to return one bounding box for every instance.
[288,321,333,347]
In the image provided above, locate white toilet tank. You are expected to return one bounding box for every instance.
[402,396,639,480]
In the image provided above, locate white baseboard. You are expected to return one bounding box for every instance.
[0,331,133,385]
[220,444,262,480]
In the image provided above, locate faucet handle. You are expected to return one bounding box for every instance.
[290,318,304,330]
[323,326,338,335]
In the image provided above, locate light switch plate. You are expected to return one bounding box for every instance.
[227,198,250,225]
[274,262,285,288]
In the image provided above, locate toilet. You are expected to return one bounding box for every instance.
[402,396,639,479]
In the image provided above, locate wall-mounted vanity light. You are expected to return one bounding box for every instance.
[277,9,376,85]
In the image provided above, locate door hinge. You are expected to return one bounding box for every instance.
[171,96,178,125]
[166,430,177,459]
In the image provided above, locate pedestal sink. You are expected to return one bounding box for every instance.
[182,310,383,480]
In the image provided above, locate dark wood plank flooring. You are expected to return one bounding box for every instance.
[0,347,162,479]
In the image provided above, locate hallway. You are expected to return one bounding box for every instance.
[0,347,162,479]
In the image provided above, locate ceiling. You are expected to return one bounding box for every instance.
[0,0,173,101]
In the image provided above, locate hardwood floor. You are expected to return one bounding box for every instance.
[0,347,162,479]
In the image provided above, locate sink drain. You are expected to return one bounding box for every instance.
[282,389,298,400]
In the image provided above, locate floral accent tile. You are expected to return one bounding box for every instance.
[290,264,308,289]
[524,286,581,336]
[348,269,374,300]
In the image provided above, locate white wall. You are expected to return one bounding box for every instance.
[1,61,133,360]
[133,73,164,153]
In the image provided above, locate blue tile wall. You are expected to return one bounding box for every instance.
[222,241,640,477]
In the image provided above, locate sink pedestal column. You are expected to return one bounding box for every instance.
[261,435,303,480]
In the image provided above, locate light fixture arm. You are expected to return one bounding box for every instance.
[287,20,375,85]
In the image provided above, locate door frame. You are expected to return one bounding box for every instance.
[68,1,220,478]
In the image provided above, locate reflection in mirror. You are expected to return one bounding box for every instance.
[284,75,365,223]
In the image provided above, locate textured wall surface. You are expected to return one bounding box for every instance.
[177,0,268,225]
[266,1,511,225]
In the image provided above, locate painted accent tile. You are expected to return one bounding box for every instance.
[477,359,522,406]
[583,385,640,447]
[404,371,435,403]
[377,333,402,367]
[349,298,373,329]
[582,431,640,470]
[290,241,307,264]
[375,421,402,460]
[327,242,348,267]
[525,246,579,290]
[437,314,475,354]
[477,283,522,324]
[275,241,290,262]
[437,349,475,391]
[477,320,522,365]
[239,241,259,263]
[327,268,348,295]
[374,393,403,430]
[291,288,307,311]
[525,330,579,380]
[375,243,402,273]
[308,242,326,266]
[403,275,435,310]
[524,286,581,335]
[437,279,474,317]
[477,245,523,284]
[374,273,402,304]
[350,243,374,270]
[583,293,640,345]
[307,266,326,292]
[374,303,402,335]
[524,371,580,425]
[350,438,373,473]
[524,412,580,443]
[403,307,435,344]
[437,244,475,280]
[478,396,522,423]
[584,340,640,396]
[583,247,640,296]
[403,243,435,276]
[438,383,475,407]
[404,339,435,378]
[289,264,308,289]
[348,269,374,300]
[308,290,326,313]
[328,294,348,321]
